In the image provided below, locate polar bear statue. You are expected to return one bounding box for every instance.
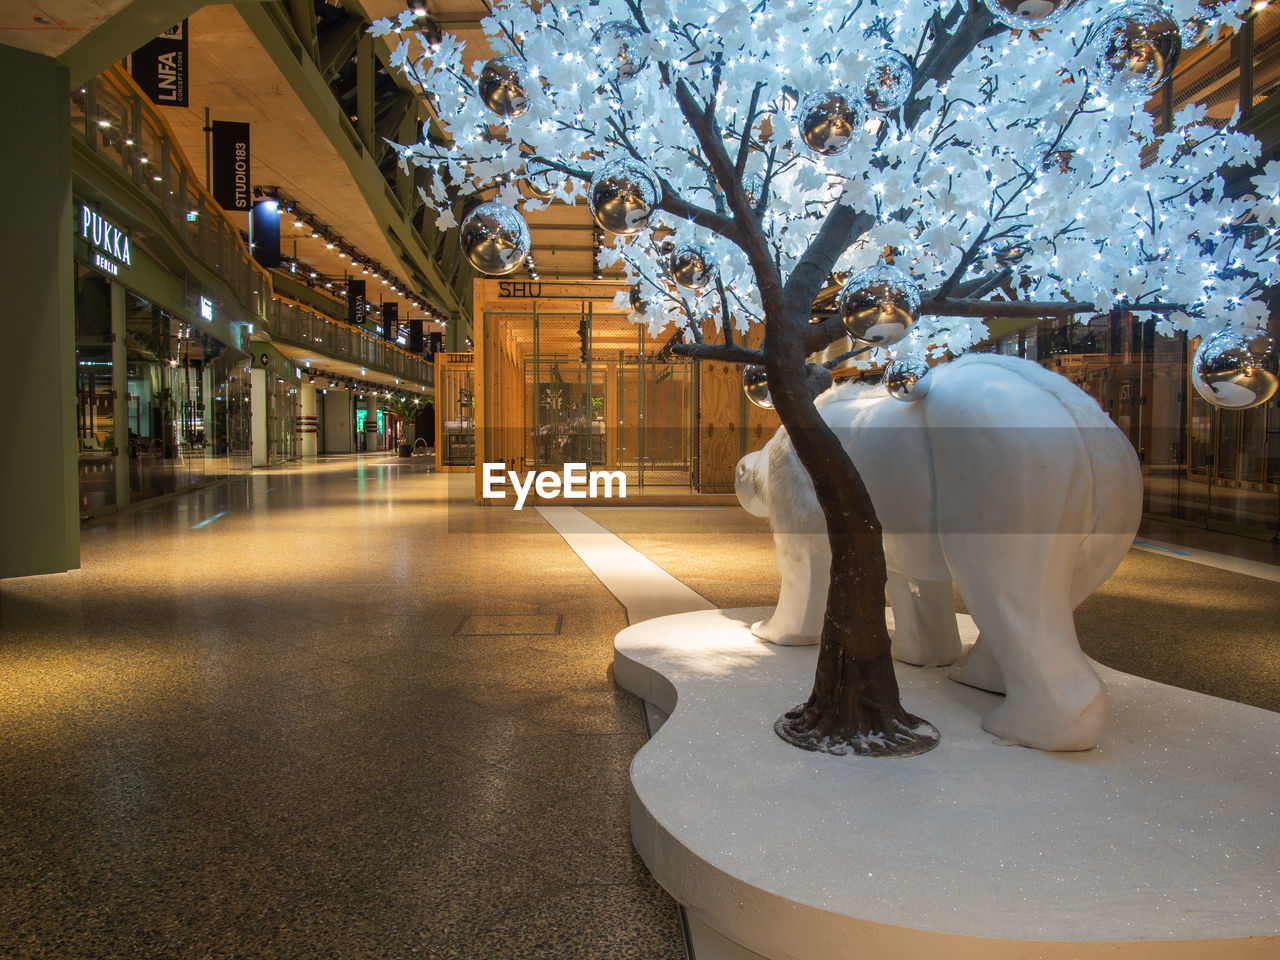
[735,353,1142,751]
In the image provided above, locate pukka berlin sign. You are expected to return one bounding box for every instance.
[79,204,131,277]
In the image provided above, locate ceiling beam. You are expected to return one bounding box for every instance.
[57,0,210,88]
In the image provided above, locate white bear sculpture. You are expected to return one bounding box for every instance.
[736,354,1142,751]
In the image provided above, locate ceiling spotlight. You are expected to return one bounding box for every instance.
[294,219,304,228]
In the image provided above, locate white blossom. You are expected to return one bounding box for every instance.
[374,0,1276,347]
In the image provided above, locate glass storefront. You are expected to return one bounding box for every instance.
[481,307,697,491]
[207,352,252,474]
[74,266,251,516]
[269,375,300,463]
[75,265,117,514]
[992,312,1280,539]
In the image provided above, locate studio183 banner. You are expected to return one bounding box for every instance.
[211,121,251,212]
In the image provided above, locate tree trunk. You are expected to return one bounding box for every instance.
[765,317,939,759]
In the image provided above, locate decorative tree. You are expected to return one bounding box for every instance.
[387,391,426,448]
[378,0,1278,756]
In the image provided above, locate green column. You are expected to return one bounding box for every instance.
[0,46,78,578]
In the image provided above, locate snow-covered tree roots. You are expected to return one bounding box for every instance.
[777,643,941,758]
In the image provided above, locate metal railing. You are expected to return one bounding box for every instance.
[70,67,433,389]
[268,296,434,387]
[71,68,271,322]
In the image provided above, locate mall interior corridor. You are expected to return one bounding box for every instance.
[2,455,1279,959]
[0,456,688,960]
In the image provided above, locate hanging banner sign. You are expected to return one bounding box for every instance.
[382,302,398,342]
[250,199,280,268]
[131,21,189,108]
[78,203,131,277]
[347,280,366,326]
[211,121,251,212]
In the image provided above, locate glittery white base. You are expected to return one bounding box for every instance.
[616,607,1280,960]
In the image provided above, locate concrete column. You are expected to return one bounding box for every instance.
[201,365,215,460]
[251,366,269,467]
[111,281,130,509]
[299,382,317,457]
[364,394,380,451]
[322,388,353,452]
[0,47,78,577]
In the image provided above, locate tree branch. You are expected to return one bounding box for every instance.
[672,342,764,364]
[802,314,850,354]
[921,298,1188,319]
[903,1,1001,130]
[665,68,784,318]
[784,207,875,312]
[735,81,766,178]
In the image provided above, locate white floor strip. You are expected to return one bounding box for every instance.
[536,506,716,624]
[1132,538,1280,584]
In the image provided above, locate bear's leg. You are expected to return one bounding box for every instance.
[887,572,962,667]
[947,633,1005,694]
[752,532,827,646]
[943,533,1109,751]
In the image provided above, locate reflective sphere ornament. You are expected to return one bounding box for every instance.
[670,243,715,289]
[883,355,933,402]
[477,55,531,119]
[588,158,660,234]
[458,202,531,276]
[1181,16,1212,47]
[837,262,921,347]
[742,365,773,409]
[593,21,647,81]
[982,0,1082,30]
[520,165,556,200]
[1091,4,1182,97]
[796,90,865,157]
[1190,328,1279,411]
[628,284,648,312]
[864,49,913,112]
[982,239,1030,268]
[1024,137,1076,174]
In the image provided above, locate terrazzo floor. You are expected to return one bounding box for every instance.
[5,458,1278,960]
[0,458,683,960]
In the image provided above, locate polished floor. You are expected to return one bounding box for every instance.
[1,457,683,960]
[4,456,1279,960]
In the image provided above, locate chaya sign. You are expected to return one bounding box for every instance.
[131,21,188,107]
[80,204,131,277]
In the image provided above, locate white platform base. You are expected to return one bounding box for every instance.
[614,607,1280,960]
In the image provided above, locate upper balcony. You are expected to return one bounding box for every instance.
[70,66,432,391]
